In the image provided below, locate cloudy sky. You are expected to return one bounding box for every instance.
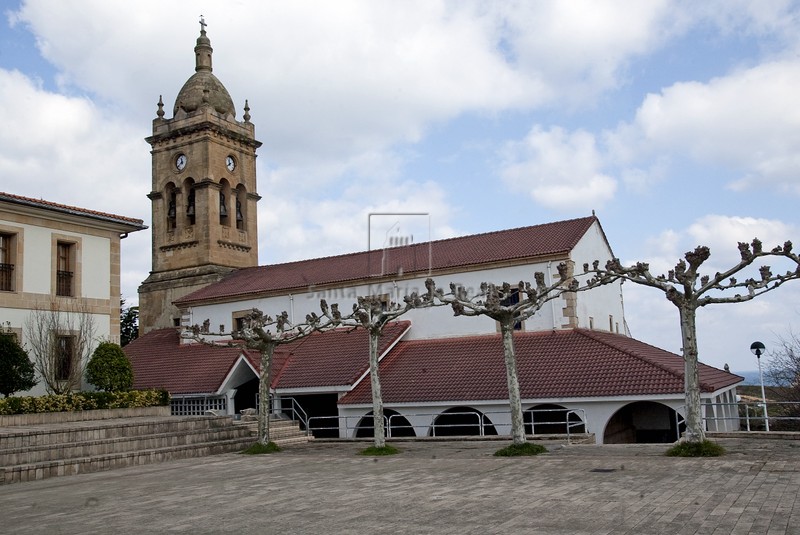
[2,0,799,373]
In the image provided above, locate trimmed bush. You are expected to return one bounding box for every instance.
[665,440,725,457]
[242,442,282,454]
[359,444,400,456]
[0,333,36,397]
[494,442,548,457]
[0,389,169,415]
[87,342,133,391]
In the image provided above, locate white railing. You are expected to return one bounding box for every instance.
[171,395,227,416]
[675,401,800,437]
[306,408,589,442]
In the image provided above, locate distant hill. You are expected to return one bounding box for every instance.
[735,370,778,386]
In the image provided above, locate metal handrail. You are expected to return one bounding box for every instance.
[277,396,310,435]
[675,401,800,436]
[306,408,588,439]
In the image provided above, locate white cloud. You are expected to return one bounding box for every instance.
[500,126,616,211]
[623,214,800,369]
[496,0,680,105]
[613,60,800,195]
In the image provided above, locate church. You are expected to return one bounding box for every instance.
[126,24,743,444]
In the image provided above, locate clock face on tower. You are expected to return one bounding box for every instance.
[175,154,187,171]
[226,155,236,172]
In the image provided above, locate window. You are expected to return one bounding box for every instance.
[219,191,229,224]
[167,190,177,230]
[501,288,523,331]
[0,232,14,291]
[232,310,252,332]
[56,242,74,296]
[56,335,74,381]
[186,190,196,225]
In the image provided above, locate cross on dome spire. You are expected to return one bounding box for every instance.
[194,15,212,72]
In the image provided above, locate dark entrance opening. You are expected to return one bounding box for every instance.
[233,377,259,414]
[429,406,498,437]
[603,401,684,444]
[286,394,339,438]
[354,409,416,438]
[524,404,585,435]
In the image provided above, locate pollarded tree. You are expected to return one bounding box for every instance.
[426,262,598,446]
[325,289,434,449]
[194,304,342,446]
[86,342,133,391]
[0,331,36,397]
[586,239,800,442]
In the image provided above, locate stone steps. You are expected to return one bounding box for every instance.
[235,417,313,446]
[0,415,256,485]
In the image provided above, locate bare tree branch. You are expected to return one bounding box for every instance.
[424,262,608,445]
[25,300,97,394]
[585,239,800,442]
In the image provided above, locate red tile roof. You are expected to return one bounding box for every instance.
[125,322,411,394]
[338,329,743,405]
[176,216,598,304]
[0,191,146,229]
[126,328,260,395]
[272,322,411,389]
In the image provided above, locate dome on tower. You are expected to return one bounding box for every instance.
[173,22,235,118]
[173,72,235,117]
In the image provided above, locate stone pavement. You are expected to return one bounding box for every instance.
[1,437,799,534]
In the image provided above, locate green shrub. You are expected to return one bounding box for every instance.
[242,442,282,454]
[0,332,37,397]
[86,342,133,391]
[0,389,169,415]
[359,444,400,456]
[665,440,725,457]
[494,442,548,457]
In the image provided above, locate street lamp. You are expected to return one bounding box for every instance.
[750,341,770,432]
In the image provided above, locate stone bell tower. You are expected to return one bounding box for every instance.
[138,20,261,333]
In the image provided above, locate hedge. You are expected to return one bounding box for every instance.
[0,389,170,415]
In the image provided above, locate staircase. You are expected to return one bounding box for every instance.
[0,415,256,485]
[235,417,314,447]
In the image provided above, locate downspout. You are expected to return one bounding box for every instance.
[547,261,558,329]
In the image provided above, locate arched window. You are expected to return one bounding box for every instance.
[164,182,177,231]
[354,409,416,438]
[429,406,497,437]
[219,179,232,226]
[183,178,196,226]
[235,185,247,231]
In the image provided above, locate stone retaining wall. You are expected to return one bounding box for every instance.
[0,406,171,427]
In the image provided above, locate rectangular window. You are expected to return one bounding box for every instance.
[0,233,14,292]
[501,289,523,331]
[56,242,74,296]
[56,335,74,381]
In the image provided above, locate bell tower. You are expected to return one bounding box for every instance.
[139,20,261,333]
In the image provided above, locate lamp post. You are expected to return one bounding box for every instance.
[750,341,769,432]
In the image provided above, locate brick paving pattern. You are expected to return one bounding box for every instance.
[1,437,798,534]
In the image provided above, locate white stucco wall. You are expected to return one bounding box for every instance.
[189,223,626,340]
[569,221,626,333]
[1,213,118,397]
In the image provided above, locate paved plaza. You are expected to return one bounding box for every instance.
[2,437,799,534]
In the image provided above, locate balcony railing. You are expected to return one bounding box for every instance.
[56,270,73,296]
[0,263,13,291]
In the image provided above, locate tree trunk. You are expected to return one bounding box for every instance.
[257,343,275,445]
[679,306,705,443]
[368,329,386,448]
[501,322,526,445]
